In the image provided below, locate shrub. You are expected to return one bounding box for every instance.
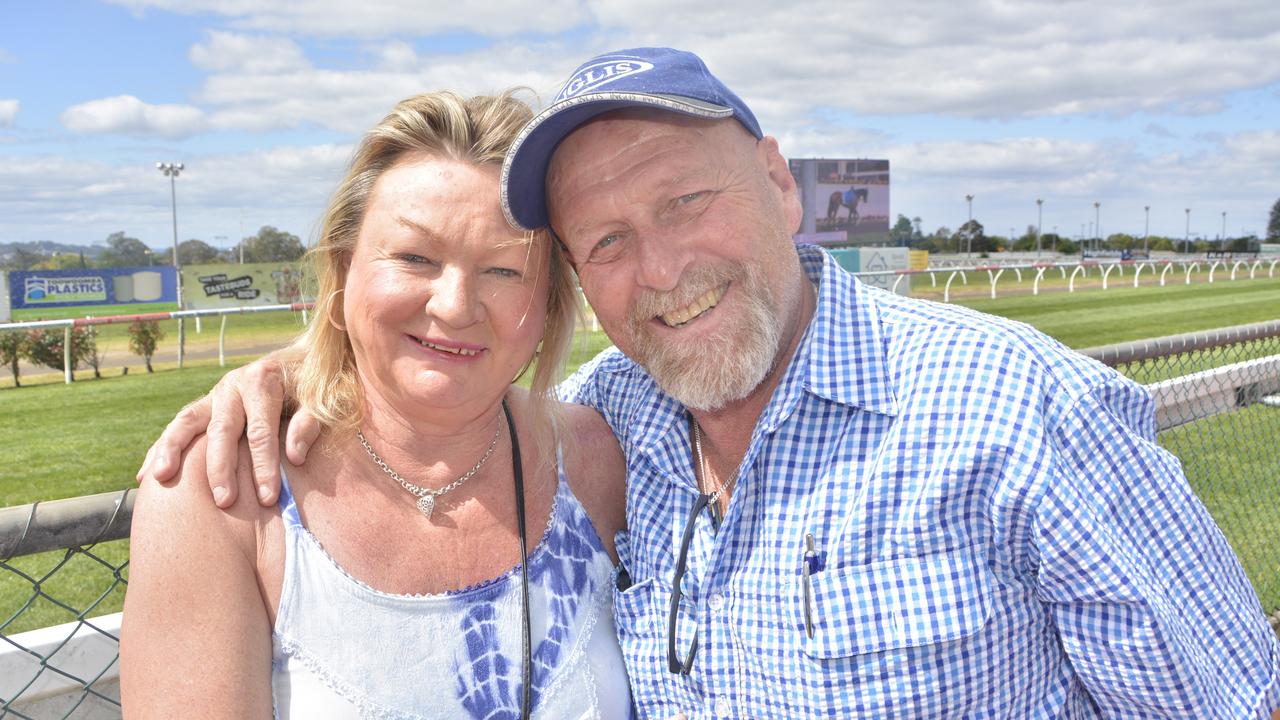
[22,327,95,381]
[83,326,105,379]
[128,320,165,373]
[0,331,27,387]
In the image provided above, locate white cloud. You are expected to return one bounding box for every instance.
[105,0,588,36]
[189,30,309,73]
[194,42,570,134]
[585,0,1280,120]
[853,131,1280,238]
[60,95,207,138]
[0,99,17,127]
[0,144,351,247]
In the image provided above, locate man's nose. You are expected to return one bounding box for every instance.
[633,229,693,293]
[425,267,481,327]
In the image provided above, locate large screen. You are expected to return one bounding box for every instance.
[789,158,890,245]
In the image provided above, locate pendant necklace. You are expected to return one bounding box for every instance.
[356,420,500,520]
[692,419,736,529]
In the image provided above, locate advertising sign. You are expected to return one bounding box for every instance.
[9,267,178,311]
[182,261,313,309]
[790,158,891,245]
[824,247,910,296]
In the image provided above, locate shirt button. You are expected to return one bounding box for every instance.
[714,697,732,716]
[707,593,725,613]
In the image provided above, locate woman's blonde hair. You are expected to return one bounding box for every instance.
[293,90,579,449]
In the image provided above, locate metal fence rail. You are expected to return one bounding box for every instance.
[2,321,1280,717]
[0,490,133,719]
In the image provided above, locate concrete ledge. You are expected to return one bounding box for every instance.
[0,612,121,718]
[1148,354,1280,431]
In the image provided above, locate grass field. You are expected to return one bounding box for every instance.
[1162,404,1280,612]
[1,275,1278,633]
[10,301,180,321]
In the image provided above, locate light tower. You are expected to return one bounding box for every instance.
[157,162,187,368]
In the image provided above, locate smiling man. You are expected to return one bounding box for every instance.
[143,48,1280,718]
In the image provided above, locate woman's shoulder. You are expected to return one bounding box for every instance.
[133,435,273,555]
[558,401,626,559]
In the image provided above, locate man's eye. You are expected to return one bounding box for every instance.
[677,192,703,204]
[585,233,627,264]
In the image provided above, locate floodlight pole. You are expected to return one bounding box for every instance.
[965,194,974,258]
[1036,199,1044,257]
[1221,211,1227,248]
[1184,208,1191,254]
[1093,201,1101,253]
[1143,205,1150,255]
[157,162,186,368]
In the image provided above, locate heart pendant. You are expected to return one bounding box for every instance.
[416,495,436,520]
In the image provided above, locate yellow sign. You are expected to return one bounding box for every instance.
[182,261,314,309]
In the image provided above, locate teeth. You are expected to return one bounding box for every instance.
[417,338,480,356]
[661,285,726,328]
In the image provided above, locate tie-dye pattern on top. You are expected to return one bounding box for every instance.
[270,461,631,719]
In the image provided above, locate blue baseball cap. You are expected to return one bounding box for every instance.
[501,47,763,231]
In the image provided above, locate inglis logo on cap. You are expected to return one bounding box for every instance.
[557,59,654,100]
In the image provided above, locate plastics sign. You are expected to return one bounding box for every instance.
[9,267,178,310]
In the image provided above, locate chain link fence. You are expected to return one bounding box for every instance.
[1,320,1278,717]
[1083,319,1280,617]
[0,490,132,719]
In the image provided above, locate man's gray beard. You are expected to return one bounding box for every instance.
[627,264,781,412]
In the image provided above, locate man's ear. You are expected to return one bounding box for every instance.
[757,136,803,234]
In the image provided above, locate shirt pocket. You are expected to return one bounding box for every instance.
[612,576,659,641]
[799,544,992,660]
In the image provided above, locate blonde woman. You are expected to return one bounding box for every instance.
[121,91,629,719]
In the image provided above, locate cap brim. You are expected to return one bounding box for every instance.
[501,92,734,231]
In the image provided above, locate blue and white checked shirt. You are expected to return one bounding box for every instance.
[561,245,1280,719]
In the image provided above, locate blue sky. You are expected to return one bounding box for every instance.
[2,0,1279,250]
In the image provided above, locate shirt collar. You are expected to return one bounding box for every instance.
[792,244,898,417]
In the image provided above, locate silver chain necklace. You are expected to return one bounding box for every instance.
[692,420,738,526]
[356,422,501,520]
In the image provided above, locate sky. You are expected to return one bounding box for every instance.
[2,0,1279,252]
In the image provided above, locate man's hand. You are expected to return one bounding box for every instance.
[135,351,320,507]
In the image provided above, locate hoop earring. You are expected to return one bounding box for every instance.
[512,341,544,384]
[326,288,347,331]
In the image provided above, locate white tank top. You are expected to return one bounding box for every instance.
[271,460,632,719]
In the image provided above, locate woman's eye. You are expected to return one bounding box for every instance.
[399,253,435,265]
[488,267,520,279]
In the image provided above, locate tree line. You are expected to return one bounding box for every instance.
[1,226,306,271]
[888,197,1280,256]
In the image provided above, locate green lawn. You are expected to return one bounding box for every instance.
[2,277,1279,633]
[10,301,180,321]
[954,276,1280,349]
[1160,404,1280,612]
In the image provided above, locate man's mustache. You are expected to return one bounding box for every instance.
[628,264,738,326]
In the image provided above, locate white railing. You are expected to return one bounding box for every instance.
[0,303,313,384]
[855,257,1280,303]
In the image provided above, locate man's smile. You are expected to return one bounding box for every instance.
[659,283,728,328]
